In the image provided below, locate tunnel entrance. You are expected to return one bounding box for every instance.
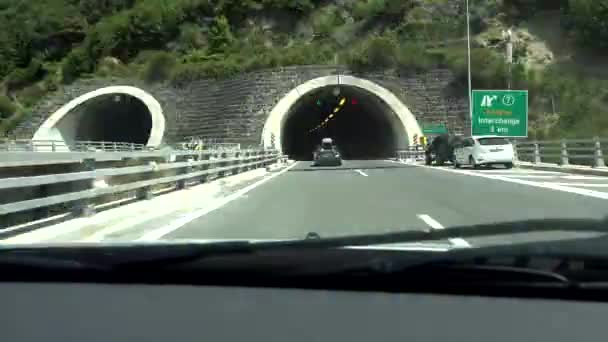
[281,85,402,160]
[33,86,165,148]
[72,94,152,144]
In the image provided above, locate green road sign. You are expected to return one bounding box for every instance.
[422,123,447,134]
[471,90,528,137]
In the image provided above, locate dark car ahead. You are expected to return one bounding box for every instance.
[425,134,462,166]
[312,138,342,166]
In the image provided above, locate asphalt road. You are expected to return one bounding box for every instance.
[6,160,608,248]
[159,160,608,247]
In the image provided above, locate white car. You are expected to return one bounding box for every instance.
[453,136,514,169]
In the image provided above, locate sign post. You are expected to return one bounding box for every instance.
[471,90,528,137]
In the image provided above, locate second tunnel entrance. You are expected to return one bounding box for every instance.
[281,85,405,160]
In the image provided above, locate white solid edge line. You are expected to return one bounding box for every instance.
[414,164,608,200]
[417,214,471,248]
[549,183,608,187]
[137,162,299,241]
[561,175,608,180]
[355,169,368,177]
[475,170,562,174]
[501,175,557,179]
[82,206,191,242]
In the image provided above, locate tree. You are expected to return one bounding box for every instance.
[567,0,608,51]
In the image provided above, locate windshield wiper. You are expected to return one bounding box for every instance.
[0,241,255,271]
[251,217,608,251]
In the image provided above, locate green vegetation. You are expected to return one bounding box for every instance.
[0,0,607,137]
[0,94,16,119]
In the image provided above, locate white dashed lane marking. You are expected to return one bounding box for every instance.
[417,214,470,248]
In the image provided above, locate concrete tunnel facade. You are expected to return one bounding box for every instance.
[32,75,422,157]
[262,75,422,159]
[33,86,165,149]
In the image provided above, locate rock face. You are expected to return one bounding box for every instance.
[11,65,469,145]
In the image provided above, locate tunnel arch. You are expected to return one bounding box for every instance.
[261,75,422,157]
[33,86,165,148]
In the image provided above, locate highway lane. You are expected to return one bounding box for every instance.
[146,160,608,247]
[159,160,442,241]
[6,159,608,248]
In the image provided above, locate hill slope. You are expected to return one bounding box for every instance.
[1,0,607,138]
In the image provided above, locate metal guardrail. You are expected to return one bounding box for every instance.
[175,137,241,151]
[0,139,151,152]
[394,137,608,169]
[0,138,243,153]
[0,149,283,220]
[514,138,606,168]
[396,146,425,161]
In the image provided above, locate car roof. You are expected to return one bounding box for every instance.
[472,135,508,139]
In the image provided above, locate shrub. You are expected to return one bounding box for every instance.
[566,0,608,51]
[208,16,234,54]
[0,95,16,119]
[396,42,437,72]
[6,58,44,89]
[17,85,47,108]
[353,0,387,19]
[141,51,177,83]
[312,6,345,37]
[177,23,206,52]
[61,48,91,84]
[345,35,397,71]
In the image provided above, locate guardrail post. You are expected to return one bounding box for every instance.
[560,139,569,166]
[135,161,155,200]
[260,151,268,167]
[533,142,541,164]
[274,151,282,164]
[232,152,241,175]
[176,158,193,190]
[199,153,210,183]
[217,153,228,178]
[72,158,96,217]
[512,141,519,162]
[241,151,250,171]
[593,136,606,168]
[136,186,153,200]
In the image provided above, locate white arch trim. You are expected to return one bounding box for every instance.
[33,85,165,147]
[261,75,423,152]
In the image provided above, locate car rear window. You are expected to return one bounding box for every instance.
[477,137,510,146]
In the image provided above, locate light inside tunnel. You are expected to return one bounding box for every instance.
[66,94,153,144]
[281,86,403,160]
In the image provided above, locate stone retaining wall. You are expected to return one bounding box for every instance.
[11,65,469,145]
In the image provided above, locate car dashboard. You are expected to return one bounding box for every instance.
[1,282,603,342]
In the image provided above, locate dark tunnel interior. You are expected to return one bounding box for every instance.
[74,94,152,144]
[281,86,400,160]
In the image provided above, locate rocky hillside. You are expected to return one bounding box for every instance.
[1,0,607,138]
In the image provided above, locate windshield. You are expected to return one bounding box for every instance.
[476,138,510,146]
[1,1,608,265]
